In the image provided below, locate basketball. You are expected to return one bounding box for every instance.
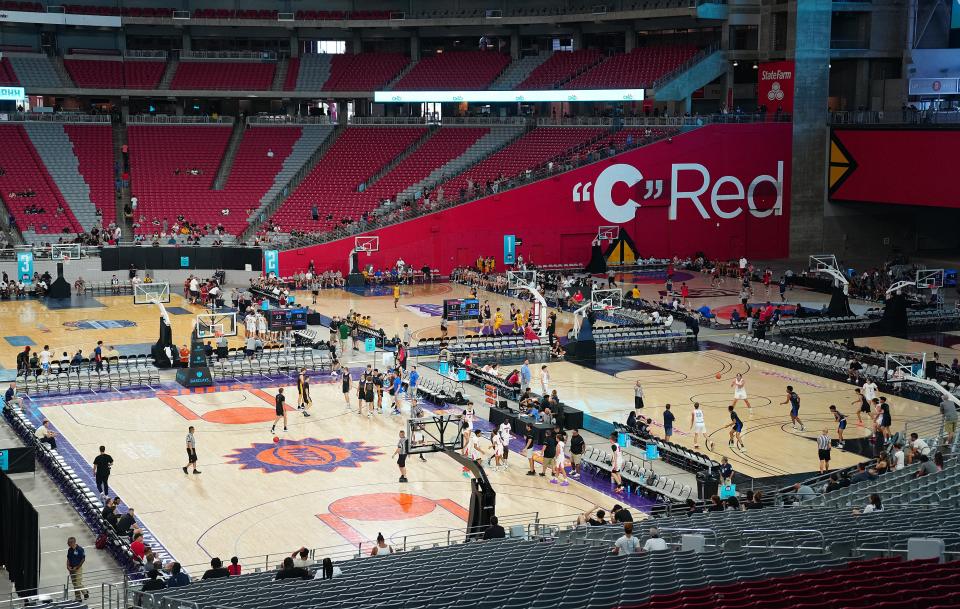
[716,373,722,379]
[273,436,280,444]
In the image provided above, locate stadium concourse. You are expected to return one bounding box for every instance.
[1,2,959,609]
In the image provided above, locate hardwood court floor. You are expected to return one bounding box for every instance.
[854,334,960,359]
[540,349,941,479]
[40,380,621,569]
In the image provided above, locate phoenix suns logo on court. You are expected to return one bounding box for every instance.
[573,161,784,223]
[63,320,138,330]
[225,438,381,474]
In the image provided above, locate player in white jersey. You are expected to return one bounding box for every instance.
[690,402,708,449]
[463,403,475,430]
[608,432,625,494]
[498,421,511,467]
[244,313,256,338]
[491,431,504,471]
[730,373,751,409]
[466,429,484,462]
[862,379,878,403]
[551,433,569,486]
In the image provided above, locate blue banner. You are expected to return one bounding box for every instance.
[503,235,516,265]
[0,449,8,471]
[180,256,190,268]
[16,251,33,284]
[364,337,376,353]
[264,249,279,276]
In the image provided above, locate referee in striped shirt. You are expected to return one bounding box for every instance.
[817,429,831,474]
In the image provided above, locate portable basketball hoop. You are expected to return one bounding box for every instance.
[506,270,549,338]
[349,236,379,272]
[808,254,849,295]
[51,243,81,262]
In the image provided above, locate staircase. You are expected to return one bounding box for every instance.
[652,48,727,102]
[247,124,336,222]
[51,56,75,87]
[489,52,550,90]
[397,125,526,201]
[384,61,416,90]
[362,127,435,190]
[271,57,288,91]
[241,123,345,241]
[112,121,132,240]
[158,57,179,89]
[212,120,246,190]
[22,123,98,232]
[294,53,332,90]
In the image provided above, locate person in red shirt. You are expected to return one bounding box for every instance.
[178,345,189,367]
[523,323,539,341]
[130,533,146,560]
[680,283,690,306]
[227,556,242,576]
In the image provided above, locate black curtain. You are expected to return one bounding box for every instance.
[0,470,40,596]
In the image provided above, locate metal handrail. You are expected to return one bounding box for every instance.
[246,115,332,125]
[127,115,234,125]
[180,50,276,61]
[853,528,960,555]
[658,526,720,549]
[0,112,110,124]
[651,41,723,90]
[125,50,169,59]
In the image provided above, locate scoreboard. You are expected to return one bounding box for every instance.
[267,307,308,331]
[443,298,480,321]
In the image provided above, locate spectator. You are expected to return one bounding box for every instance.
[227,556,242,576]
[101,497,119,527]
[4,381,22,410]
[578,506,607,526]
[746,490,764,510]
[482,516,506,540]
[908,432,930,464]
[130,532,146,560]
[853,493,883,515]
[291,547,311,568]
[66,537,89,601]
[369,532,394,556]
[115,507,137,536]
[824,474,841,494]
[791,482,815,503]
[167,563,190,587]
[891,443,905,471]
[916,454,938,477]
[314,557,340,580]
[140,569,166,592]
[685,498,702,516]
[707,495,724,512]
[612,522,641,555]
[275,557,311,580]
[642,527,669,552]
[611,504,633,523]
[202,557,231,580]
[35,420,57,449]
[941,397,958,445]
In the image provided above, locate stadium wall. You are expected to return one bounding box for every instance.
[280,122,792,275]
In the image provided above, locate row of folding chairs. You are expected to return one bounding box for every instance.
[212,349,331,379]
[417,336,549,360]
[83,281,135,296]
[614,423,718,472]
[20,364,159,395]
[594,328,695,353]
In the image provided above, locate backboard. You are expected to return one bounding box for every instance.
[406,414,465,454]
[916,269,944,290]
[590,287,623,311]
[884,352,927,383]
[597,226,620,242]
[133,281,171,304]
[197,312,238,338]
[51,243,81,261]
[507,270,537,290]
[355,236,379,256]
[809,254,840,274]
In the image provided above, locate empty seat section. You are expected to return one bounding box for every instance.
[128,125,301,235]
[64,58,163,88]
[394,50,511,90]
[565,45,698,88]
[63,124,116,226]
[438,127,604,197]
[0,125,79,235]
[322,52,409,91]
[518,49,602,89]
[0,57,19,85]
[170,61,276,90]
[283,57,300,91]
[269,127,427,231]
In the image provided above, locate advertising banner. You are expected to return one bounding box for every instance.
[757,61,795,114]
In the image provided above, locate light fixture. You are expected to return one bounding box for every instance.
[733,60,738,66]
[752,62,758,69]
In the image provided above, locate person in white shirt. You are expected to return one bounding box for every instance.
[290,547,311,569]
[256,313,267,339]
[891,443,905,471]
[244,313,256,338]
[642,527,669,552]
[39,345,51,375]
[908,433,930,463]
[612,522,641,555]
[862,380,878,402]
[188,277,200,303]
[498,421,511,466]
[35,420,57,449]
[540,365,550,394]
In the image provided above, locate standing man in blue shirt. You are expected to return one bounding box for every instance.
[67,537,89,601]
[408,366,419,404]
[519,359,532,394]
[662,404,675,441]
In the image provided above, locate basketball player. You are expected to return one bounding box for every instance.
[690,402,708,449]
[878,400,892,440]
[780,385,805,431]
[730,373,751,409]
[297,369,312,417]
[724,405,745,451]
[491,430,504,471]
[412,424,427,462]
[862,378,878,403]
[270,388,287,433]
[393,430,409,483]
[393,284,400,309]
[463,402,475,430]
[374,368,384,410]
[609,432,625,494]
[851,388,871,426]
[828,405,847,448]
[551,432,569,486]
[340,369,351,410]
[364,373,376,417]
[480,301,492,336]
[493,308,504,336]
[524,423,536,476]
[466,428,484,462]
[182,426,200,475]
[498,419,511,466]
